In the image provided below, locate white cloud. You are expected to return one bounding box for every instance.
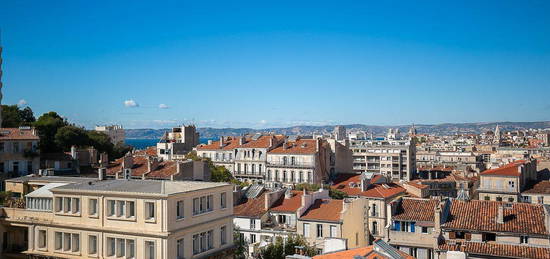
[259,119,267,124]
[158,104,170,109]
[124,99,139,108]
[17,99,27,106]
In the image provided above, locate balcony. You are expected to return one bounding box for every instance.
[1,207,54,224]
[233,172,264,178]
[266,162,315,169]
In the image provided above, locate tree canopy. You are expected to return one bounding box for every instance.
[259,235,316,259]
[1,105,36,127]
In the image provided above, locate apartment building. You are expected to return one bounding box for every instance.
[95,125,125,145]
[416,151,484,172]
[350,139,416,181]
[0,127,40,190]
[521,181,550,205]
[197,134,336,186]
[477,159,537,202]
[157,125,199,161]
[265,138,330,188]
[330,173,407,243]
[0,178,234,259]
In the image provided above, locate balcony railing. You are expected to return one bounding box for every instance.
[266,162,315,168]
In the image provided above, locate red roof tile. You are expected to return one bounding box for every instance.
[439,242,550,259]
[314,245,415,259]
[300,199,342,222]
[393,198,439,222]
[331,174,406,198]
[271,191,303,212]
[443,200,548,235]
[0,128,39,140]
[523,181,550,195]
[196,136,246,151]
[269,139,318,154]
[480,160,527,177]
[234,193,268,218]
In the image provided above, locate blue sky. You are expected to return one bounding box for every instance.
[1,0,549,129]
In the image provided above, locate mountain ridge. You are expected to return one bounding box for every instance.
[125,121,550,139]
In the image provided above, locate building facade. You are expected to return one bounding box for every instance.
[0,179,234,259]
[350,139,416,181]
[95,125,125,145]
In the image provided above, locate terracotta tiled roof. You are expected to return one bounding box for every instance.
[0,128,39,140]
[443,200,548,235]
[234,193,268,218]
[406,181,429,189]
[393,198,439,222]
[480,160,527,177]
[522,181,550,195]
[241,135,285,149]
[196,136,245,151]
[106,147,178,179]
[300,199,342,222]
[269,139,317,154]
[331,174,406,198]
[439,242,550,259]
[313,245,415,259]
[271,191,303,212]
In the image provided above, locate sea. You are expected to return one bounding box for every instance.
[125,138,214,150]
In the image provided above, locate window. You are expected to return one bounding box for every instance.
[146,202,155,220]
[372,221,378,235]
[250,219,256,229]
[107,237,116,256]
[496,196,503,202]
[63,197,71,213]
[303,223,310,237]
[38,230,47,248]
[422,227,428,233]
[0,142,4,152]
[193,230,215,255]
[27,161,33,173]
[193,234,200,255]
[128,201,135,217]
[177,238,184,259]
[508,197,514,202]
[71,233,79,252]
[221,193,227,209]
[177,200,184,219]
[63,233,71,251]
[108,200,116,216]
[482,233,496,242]
[250,234,256,243]
[316,224,323,238]
[117,238,125,257]
[520,236,529,244]
[484,196,490,201]
[371,204,377,216]
[89,199,98,216]
[409,247,418,257]
[220,226,227,245]
[88,235,97,255]
[308,172,313,183]
[117,200,126,217]
[193,195,213,215]
[55,232,62,250]
[127,240,135,258]
[330,225,337,237]
[145,241,155,259]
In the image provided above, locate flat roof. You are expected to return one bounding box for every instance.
[51,179,231,196]
[6,175,96,184]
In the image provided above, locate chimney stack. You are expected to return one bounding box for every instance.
[497,205,504,224]
[70,146,78,160]
[98,167,106,181]
[220,136,224,147]
[239,137,244,145]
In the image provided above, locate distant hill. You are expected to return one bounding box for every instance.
[125,121,550,139]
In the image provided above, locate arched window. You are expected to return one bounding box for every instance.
[283,171,287,182]
[372,221,378,235]
[275,170,279,181]
[372,204,377,217]
[283,157,288,165]
[291,156,295,165]
[291,171,295,182]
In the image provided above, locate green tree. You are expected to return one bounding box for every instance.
[111,142,132,160]
[87,131,114,154]
[233,229,248,259]
[1,105,36,127]
[54,125,90,151]
[34,112,68,152]
[260,235,316,259]
[19,107,36,125]
[294,183,348,200]
[211,165,234,182]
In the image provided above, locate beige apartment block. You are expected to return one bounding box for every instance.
[0,179,234,259]
[477,159,537,202]
[0,127,40,190]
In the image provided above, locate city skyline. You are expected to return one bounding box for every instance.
[1,0,550,129]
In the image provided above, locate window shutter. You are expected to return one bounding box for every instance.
[410,222,415,232]
[465,232,472,240]
[449,232,456,239]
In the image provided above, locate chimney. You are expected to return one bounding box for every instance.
[497,205,504,224]
[220,136,224,147]
[208,140,213,145]
[316,139,320,152]
[99,153,109,167]
[282,141,288,150]
[122,155,133,169]
[98,167,106,181]
[147,156,159,172]
[239,137,244,145]
[269,137,273,147]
